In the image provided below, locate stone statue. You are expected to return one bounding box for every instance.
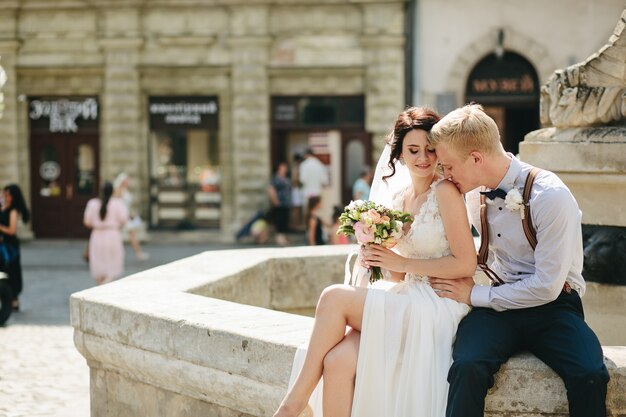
[524,9,626,289]
[540,10,626,128]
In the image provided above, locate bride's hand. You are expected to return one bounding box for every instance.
[361,244,406,272]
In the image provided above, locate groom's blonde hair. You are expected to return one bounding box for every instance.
[429,104,503,157]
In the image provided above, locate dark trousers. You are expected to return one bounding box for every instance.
[446,290,609,417]
[4,251,22,301]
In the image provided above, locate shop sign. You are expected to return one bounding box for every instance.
[149,97,219,130]
[470,74,535,95]
[274,103,297,122]
[271,96,365,128]
[465,53,539,103]
[29,97,98,133]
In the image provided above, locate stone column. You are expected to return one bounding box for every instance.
[361,3,406,158]
[99,38,144,210]
[227,6,271,231]
[0,40,20,185]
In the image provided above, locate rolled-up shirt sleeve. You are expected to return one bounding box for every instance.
[470,187,582,311]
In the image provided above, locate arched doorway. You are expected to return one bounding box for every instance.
[465,52,540,155]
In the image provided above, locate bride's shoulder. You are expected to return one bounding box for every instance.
[432,178,459,194]
[433,179,462,205]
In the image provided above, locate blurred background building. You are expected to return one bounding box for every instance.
[0,0,623,238]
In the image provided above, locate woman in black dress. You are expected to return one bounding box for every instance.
[0,184,30,311]
[306,195,325,246]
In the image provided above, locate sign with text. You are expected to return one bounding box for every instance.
[149,97,219,130]
[29,97,99,133]
[466,52,539,104]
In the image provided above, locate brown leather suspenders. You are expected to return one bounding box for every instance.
[477,167,541,286]
[522,168,540,250]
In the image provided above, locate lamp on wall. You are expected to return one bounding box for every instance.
[495,29,505,59]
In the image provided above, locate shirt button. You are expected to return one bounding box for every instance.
[499,207,503,211]
[497,233,501,237]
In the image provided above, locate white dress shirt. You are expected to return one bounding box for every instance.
[467,155,586,311]
[299,156,329,198]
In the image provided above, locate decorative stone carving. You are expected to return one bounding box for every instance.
[522,10,626,284]
[540,10,626,127]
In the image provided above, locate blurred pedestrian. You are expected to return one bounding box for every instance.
[290,153,305,231]
[114,172,149,261]
[329,205,350,245]
[352,168,373,201]
[307,196,326,246]
[299,148,328,202]
[267,162,292,246]
[83,181,128,285]
[0,184,30,311]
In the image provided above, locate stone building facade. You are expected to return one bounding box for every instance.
[0,0,407,237]
[411,0,625,154]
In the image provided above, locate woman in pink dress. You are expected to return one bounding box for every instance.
[83,181,128,285]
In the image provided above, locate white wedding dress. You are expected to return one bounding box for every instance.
[287,179,471,417]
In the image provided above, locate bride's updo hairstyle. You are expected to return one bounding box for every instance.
[383,106,442,181]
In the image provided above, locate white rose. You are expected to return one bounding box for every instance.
[504,188,525,217]
[391,222,403,238]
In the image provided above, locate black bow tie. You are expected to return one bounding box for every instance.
[480,188,508,200]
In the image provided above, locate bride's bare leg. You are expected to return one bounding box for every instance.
[274,284,368,417]
[322,329,360,417]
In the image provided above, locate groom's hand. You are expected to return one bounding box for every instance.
[430,276,474,306]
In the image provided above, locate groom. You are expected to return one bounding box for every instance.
[428,104,609,417]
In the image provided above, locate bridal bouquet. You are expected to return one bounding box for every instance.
[336,200,413,283]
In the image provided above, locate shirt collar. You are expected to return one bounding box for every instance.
[495,153,522,193]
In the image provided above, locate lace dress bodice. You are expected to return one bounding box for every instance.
[392,180,450,282]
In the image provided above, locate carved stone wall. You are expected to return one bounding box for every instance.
[0,0,407,234]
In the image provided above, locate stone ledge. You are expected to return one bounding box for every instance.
[70,246,626,417]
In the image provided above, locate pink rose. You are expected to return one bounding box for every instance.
[368,209,382,224]
[380,215,390,224]
[354,221,376,243]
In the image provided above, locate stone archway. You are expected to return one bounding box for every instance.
[465,51,541,154]
[444,28,556,107]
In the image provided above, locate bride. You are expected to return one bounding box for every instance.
[274,107,477,417]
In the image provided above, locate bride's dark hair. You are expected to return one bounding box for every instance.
[383,107,442,182]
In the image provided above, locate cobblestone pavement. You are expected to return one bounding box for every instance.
[0,234,266,417]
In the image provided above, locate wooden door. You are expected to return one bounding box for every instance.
[30,134,99,238]
[483,106,506,147]
[67,136,99,237]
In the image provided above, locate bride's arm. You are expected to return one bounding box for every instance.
[363,180,476,279]
[422,180,477,278]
